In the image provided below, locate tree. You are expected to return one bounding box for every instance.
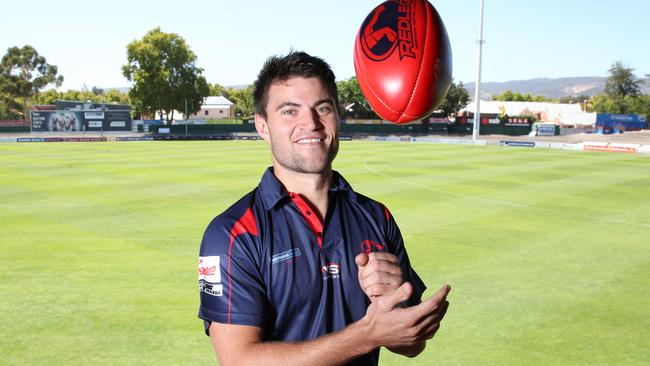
[603,61,644,114]
[436,79,470,117]
[605,61,642,99]
[494,90,514,101]
[122,28,209,124]
[103,89,130,105]
[0,95,22,120]
[559,94,590,105]
[226,85,254,117]
[336,77,374,119]
[32,87,131,108]
[0,45,63,121]
[209,82,226,97]
[492,90,539,102]
[32,89,60,105]
[91,86,104,96]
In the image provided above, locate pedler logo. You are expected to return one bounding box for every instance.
[360,0,417,62]
[361,240,385,254]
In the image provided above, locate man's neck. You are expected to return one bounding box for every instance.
[273,165,332,221]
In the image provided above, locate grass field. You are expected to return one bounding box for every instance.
[1,140,649,365]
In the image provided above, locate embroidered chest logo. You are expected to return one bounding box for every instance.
[271,248,302,265]
[321,263,341,280]
[360,239,385,254]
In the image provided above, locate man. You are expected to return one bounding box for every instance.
[198,51,450,366]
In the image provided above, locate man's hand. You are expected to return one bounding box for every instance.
[361,282,451,351]
[355,252,403,302]
[208,282,451,365]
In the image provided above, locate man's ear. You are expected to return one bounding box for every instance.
[255,114,270,141]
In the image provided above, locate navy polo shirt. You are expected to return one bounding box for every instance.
[198,168,426,365]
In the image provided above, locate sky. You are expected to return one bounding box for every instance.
[1,0,648,91]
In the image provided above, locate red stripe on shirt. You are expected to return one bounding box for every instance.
[227,207,258,324]
[289,192,324,248]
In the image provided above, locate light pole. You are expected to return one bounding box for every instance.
[472,0,485,141]
[184,98,188,137]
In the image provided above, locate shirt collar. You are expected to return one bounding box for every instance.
[258,167,355,211]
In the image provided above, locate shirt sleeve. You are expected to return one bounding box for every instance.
[384,208,427,306]
[198,215,268,335]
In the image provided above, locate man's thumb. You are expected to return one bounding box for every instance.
[355,252,369,267]
[380,282,413,309]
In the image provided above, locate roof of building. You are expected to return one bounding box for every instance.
[462,100,583,116]
[30,104,56,110]
[556,112,597,126]
[203,96,234,106]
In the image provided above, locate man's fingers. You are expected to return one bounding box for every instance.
[420,321,441,341]
[361,260,402,281]
[365,283,402,297]
[421,302,449,340]
[407,300,449,343]
[367,252,398,264]
[424,284,451,306]
[361,270,402,288]
[378,281,413,310]
[408,284,451,320]
[355,252,369,267]
[436,300,450,322]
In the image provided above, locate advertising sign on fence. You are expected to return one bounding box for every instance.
[0,120,28,126]
[30,110,131,131]
[31,111,82,131]
[500,140,536,147]
[582,143,637,153]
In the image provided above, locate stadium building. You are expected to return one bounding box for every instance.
[187,96,235,120]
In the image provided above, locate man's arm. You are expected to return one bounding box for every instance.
[209,283,451,366]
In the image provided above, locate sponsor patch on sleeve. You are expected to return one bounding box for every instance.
[198,256,223,296]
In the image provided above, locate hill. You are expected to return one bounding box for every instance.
[464,77,650,99]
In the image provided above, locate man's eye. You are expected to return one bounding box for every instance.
[282,109,297,116]
[317,105,332,114]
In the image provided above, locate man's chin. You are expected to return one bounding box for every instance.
[278,160,332,175]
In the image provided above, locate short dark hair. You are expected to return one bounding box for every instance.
[253,51,339,119]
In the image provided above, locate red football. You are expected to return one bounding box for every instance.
[354,0,452,124]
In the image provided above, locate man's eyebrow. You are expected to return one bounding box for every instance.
[313,99,334,107]
[274,99,334,112]
[274,102,301,112]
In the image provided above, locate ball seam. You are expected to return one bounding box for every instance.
[354,36,404,115]
[355,42,401,116]
[401,0,430,120]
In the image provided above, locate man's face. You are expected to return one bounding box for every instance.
[255,76,339,175]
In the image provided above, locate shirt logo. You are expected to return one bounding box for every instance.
[198,256,223,296]
[361,240,385,254]
[271,248,302,264]
[322,263,341,280]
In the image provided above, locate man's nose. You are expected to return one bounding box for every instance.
[300,109,323,130]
